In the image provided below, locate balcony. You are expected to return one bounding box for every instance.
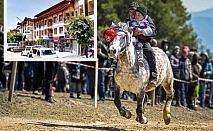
[88,11,94,15]
[48,33,53,37]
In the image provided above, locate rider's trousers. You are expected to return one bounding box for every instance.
[135,41,157,78]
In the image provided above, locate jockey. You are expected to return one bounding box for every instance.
[127,6,157,86]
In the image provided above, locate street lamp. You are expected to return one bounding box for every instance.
[16,17,24,44]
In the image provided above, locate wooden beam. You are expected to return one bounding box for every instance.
[8,61,17,102]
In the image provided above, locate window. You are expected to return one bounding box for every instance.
[59,15,63,22]
[59,27,63,34]
[53,17,57,23]
[54,28,57,34]
[44,20,47,25]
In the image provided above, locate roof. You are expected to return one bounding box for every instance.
[34,0,75,20]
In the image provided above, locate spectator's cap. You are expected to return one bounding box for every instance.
[103,28,117,42]
[173,45,180,50]
[129,2,139,10]
[161,39,169,46]
[161,39,169,49]
[135,7,147,17]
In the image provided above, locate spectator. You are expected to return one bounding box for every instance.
[209,60,213,108]
[69,62,82,99]
[17,62,25,90]
[169,46,181,106]
[80,62,88,95]
[23,61,34,91]
[97,37,108,101]
[0,31,6,90]
[86,61,96,99]
[161,40,170,56]
[32,61,59,103]
[158,40,170,102]
[187,53,201,110]
[199,51,213,107]
[56,62,69,92]
[179,46,192,107]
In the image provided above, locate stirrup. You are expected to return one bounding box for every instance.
[138,60,144,67]
[149,79,157,86]
[151,72,157,77]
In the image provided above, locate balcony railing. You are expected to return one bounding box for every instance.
[88,11,94,15]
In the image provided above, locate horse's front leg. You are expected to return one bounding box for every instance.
[162,82,174,125]
[136,89,148,124]
[114,83,132,119]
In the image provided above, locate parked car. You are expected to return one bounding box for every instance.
[32,48,58,58]
[27,45,43,58]
[21,46,33,57]
[11,46,24,52]
[7,43,18,51]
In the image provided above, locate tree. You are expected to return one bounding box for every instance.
[0,0,3,25]
[7,32,22,43]
[68,15,93,47]
[97,0,198,51]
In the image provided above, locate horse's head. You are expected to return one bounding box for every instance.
[108,31,127,59]
[106,22,136,67]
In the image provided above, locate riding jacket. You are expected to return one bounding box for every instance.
[127,15,156,41]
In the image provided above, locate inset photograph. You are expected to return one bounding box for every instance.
[5,0,95,61]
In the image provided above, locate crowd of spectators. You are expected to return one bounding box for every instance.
[0,36,213,109]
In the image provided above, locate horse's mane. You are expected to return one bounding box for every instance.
[111,22,128,32]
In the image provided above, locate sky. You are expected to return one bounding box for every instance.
[5,0,213,32]
[181,0,213,12]
[6,0,61,32]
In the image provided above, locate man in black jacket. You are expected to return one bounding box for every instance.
[97,36,108,101]
[0,31,6,90]
[33,61,59,103]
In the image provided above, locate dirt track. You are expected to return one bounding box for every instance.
[0,91,213,131]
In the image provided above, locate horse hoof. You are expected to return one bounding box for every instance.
[120,110,132,119]
[136,117,148,124]
[164,118,170,125]
[125,110,132,119]
[164,114,171,125]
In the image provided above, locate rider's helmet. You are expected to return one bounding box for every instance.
[103,28,117,42]
[129,2,139,10]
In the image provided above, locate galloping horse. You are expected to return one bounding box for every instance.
[108,22,174,125]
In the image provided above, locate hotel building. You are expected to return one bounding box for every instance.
[15,0,94,53]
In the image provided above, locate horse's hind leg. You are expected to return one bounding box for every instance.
[136,89,148,124]
[114,83,131,119]
[162,81,174,125]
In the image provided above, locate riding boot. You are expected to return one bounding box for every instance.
[136,49,144,67]
[125,31,131,45]
[135,42,144,67]
[144,49,157,86]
